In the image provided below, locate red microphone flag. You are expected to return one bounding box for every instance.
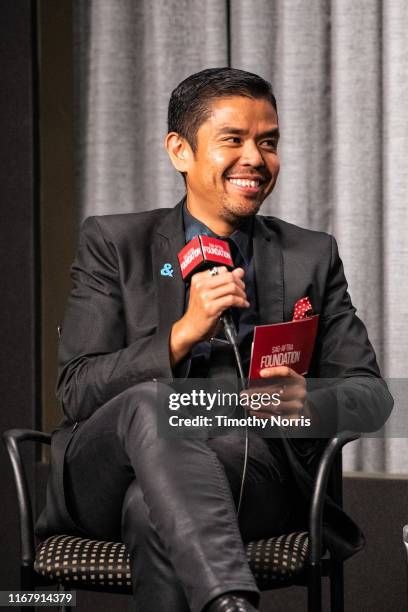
[178,235,234,280]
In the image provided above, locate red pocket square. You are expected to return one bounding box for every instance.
[293,296,313,320]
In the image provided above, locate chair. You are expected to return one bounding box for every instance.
[3,427,359,612]
[403,525,408,604]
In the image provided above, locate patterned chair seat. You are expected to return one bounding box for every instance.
[34,531,309,592]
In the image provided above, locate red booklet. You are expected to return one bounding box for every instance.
[248,315,319,379]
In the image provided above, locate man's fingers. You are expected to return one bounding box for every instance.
[244,387,305,403]
[185,266,248,340]
[204,295,250,317]
[232,267,245,279]
[248,398,305,415]
[277,386,307,402]
[206,282,248,303]
[275,399,305,413]
[208,265,229,275]
[193,268,245,291]
[259,365,304,380]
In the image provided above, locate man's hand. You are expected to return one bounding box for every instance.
[242,366,311,419]
[169,266,249,367]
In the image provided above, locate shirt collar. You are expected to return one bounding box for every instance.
[183,202,252,264]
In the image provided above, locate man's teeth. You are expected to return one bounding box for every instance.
[228,178,260,188]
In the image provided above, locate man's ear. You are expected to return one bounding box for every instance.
[165,132,192,173]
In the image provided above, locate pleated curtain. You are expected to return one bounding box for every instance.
[73,0,408,473]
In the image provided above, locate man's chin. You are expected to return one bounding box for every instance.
[221,198,263,223]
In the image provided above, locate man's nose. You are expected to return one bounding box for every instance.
[239,140,265,166]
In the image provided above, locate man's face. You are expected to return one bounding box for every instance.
[185,95,280,230]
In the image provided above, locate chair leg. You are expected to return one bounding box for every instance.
[20,565,35,612]
[20,565,34,590]
[308,562,322,612]
[330,559,344,612]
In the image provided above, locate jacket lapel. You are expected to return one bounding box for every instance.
[253,216,285,324]
[153,199,186,335]
[152,204,285,334]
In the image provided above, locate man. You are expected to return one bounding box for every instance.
[36,68,392,611]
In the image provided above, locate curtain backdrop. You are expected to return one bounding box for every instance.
[73,0,408,473]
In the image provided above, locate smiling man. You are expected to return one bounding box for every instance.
[167,95,280,230]
[36,68,392,612]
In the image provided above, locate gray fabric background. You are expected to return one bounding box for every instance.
[73,0,408,473]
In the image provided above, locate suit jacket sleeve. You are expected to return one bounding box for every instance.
[307,235,393,434]
[57,216,174,423]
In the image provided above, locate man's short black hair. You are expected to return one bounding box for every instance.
[167,67,277,152]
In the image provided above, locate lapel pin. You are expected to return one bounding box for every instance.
[160,263,174,277]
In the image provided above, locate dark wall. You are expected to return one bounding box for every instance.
[260,475,408,611]
[344,475,408,611]
[1,0,76,588]
[38,0,76,438]
[0,0,39,588]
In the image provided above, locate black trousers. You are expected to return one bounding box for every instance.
[64,382,295,612]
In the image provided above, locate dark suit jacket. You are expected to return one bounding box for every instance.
[35,199,393,560]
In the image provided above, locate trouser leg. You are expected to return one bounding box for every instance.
[206,435,294,543]
[117,382,258,611]
[118,434,293,612]
[121,479,190,612]
[64,382,292,611]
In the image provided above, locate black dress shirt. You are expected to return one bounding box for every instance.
[182,204,259,378]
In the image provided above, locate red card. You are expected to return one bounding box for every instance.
[248,315,319,379]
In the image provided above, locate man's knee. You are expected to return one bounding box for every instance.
[207,434,284,497]
[114,380,173,429]
[107,380,182,461]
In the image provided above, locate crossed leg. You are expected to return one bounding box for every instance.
[64,382,294,611]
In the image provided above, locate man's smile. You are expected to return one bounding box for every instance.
[225,173,269,196]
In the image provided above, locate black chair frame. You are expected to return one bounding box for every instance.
[3,428,359,612]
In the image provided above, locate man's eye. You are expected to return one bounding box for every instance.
[261,139,278,149]
[224,137,241,144]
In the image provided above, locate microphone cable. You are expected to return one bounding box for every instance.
[209,267,249,516]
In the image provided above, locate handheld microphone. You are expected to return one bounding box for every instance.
[177,235,238,345]
[178,234,234,278]
[178,234,249,514]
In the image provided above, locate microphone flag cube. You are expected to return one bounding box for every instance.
[178,235,234,280]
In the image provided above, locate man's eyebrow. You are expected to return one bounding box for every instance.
[258,128,280,139]
[215,126,280,138]
[216,127,247,135]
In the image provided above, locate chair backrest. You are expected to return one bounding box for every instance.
[327,451,343,505]
[2,429,51,566]
[403,525,408,559]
